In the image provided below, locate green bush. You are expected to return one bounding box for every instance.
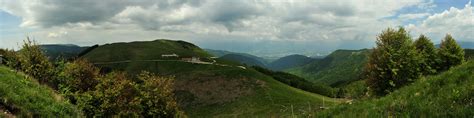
[0,48,21,70]
[137,71,183,117]
[17,38,55,86]
[341,80,368,99]
[60,58,100,93]
[77,71,183,117]
[79,72,141,116]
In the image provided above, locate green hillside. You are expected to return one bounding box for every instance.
[0,66,80,117]
[81,40,343,116]
[268,54,315,71]
[287,49,370,87]
[82,39,212,62]
[219,54,267,67]
[318,60,474,117]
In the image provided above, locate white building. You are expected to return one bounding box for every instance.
[161,53,179,58]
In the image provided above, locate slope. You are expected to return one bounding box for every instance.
[0,66,80,117]
[286,49,370,87]
[81,40,343,117]
[318,60,474,117]
[268,54,316,71]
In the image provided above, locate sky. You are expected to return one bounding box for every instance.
[0,0,473,57]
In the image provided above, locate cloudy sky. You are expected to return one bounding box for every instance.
[0,0,473,57]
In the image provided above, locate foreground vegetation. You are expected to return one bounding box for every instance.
[318,60,474,117]
[1,39,183,117]
[0,66,80,117]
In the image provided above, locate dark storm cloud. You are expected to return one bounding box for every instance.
[207,1,263,32]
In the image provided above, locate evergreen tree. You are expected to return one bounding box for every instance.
[365,27,421,96]
[438,34,464,71]
[414,34,438,75]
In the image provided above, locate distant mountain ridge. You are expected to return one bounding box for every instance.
[205,49,269,65]
[435,41,474,49]
[287,49,371,87]
[218,54,267,67]
[40,44,88,60]
[267,54,316,71]
[206,49,317,70]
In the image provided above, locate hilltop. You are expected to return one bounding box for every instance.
[287,49,370,87]
[318,60,474,117]
[82,39,212,62]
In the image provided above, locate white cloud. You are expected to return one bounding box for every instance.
[406,1,473,42]
[399,13,431,19]
[47,31,67,38]
[4,0,464,56]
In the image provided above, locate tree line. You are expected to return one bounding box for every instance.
[365,27,465,96]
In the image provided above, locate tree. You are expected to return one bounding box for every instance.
[365,27,421,96]
[413,34,438,75]
[438,34,464,71]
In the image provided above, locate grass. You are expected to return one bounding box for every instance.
[317,60,474,117]
[185,67,344,117]
[0,66,81,117]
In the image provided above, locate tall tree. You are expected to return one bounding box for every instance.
[414,34,438,75]
[438,34,464,71]
[365,27,421,96]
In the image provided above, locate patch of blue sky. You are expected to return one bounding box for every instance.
[383,0,471,25]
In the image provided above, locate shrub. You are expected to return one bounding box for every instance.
[365,27,422,96]
[80,72,141,116]
[77,71,183,117]
[438,34,464,71]
[60,58,100,93]
[0,48,20,70]
[17,38,55,85]
[137,71,183,117]
[414,34,438,75]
